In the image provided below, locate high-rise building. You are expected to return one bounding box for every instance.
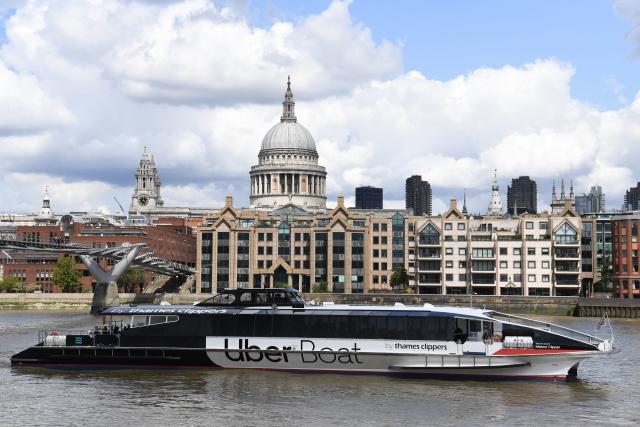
[355,186,383,209]
[624,182,640,211]
[507,176,537,215]
[405,175,432,215]
[575,185,606,214]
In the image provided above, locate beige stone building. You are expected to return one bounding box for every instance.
[195,197,582,296]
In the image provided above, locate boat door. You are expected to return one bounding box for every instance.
[454,318,493,354]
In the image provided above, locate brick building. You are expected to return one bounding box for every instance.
[612,213,640,298]
[1,217,196,292]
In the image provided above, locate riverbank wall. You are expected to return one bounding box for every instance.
[2,293,639,317]
[0,292,577,315]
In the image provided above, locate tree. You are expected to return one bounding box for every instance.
[0,277,23,293]
[52,256,82,293]
[595,255,613,293]
[117,267,145,293]
[312,281,328,293]
[390,266,409,290]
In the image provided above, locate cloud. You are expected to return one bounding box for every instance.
[0,0,639,216]
[0,61,74,134]
[615,0,640,57]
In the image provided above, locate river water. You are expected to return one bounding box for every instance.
[0,312,638,426]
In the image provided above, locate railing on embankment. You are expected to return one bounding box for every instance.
[576,297,640,318]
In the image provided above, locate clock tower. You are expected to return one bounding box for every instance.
[130,146,164,213]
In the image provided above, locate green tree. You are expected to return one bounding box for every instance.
[312,280,328,293]
[0,277,23,293]
[117,267,145,293]
[390,265,409,290]
[52,256,82,293]
[595,255,613,293]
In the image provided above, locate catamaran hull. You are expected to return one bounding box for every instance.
[11,346,598,381]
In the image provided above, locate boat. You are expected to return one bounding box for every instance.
[11,288,614,381]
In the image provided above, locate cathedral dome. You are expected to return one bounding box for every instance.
[260,121,317,154]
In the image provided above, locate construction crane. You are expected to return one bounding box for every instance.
[113,196,127,216]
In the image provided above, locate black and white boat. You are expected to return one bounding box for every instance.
[11,288,613,381]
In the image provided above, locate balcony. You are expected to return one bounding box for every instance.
[418,237,440,246]
[418,261,441,272]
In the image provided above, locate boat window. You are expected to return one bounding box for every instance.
[469,320,483,341]
[129,315,179,328]
[254,292,270,305]
[211,293,236,305]
[239,292,253,305]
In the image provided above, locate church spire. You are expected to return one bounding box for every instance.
[281,76,297,123]
[487,169,504,215]
[462,189,468,215]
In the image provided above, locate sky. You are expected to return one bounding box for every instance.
[0,0,639,215]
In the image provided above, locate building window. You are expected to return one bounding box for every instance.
[500,274,508,282]
[555,222,578,244]
[458,261,467,268]
[373,223,379,232]
[540,222,547,230]
[445,261,453,268]
[445,223,452,230]
[514,261,521,268]
[500,261,508,268]
[381,223,388,232]
[526,221,534,229]
[514,248,521,255]
[445,273,454,281]
[500,248,507,255]
[541,247,550,255]
[528,261,536,268]
[445,248,453,255]
[527,248,536,255]
[373,249,379,257]
[373,236,379,244]
[458,248,466,255]
[542,275,550,282]
[542,261,550,269]
[380,236,387,244]
[528,274,536,282]
[381,263,388,270]
[381,249,388,257]
[471,248,494,258]
[459,273,466,281]
[514,274,522,282]
[458,223,465,230]
[373,262,379,271]
[258,247,264,255]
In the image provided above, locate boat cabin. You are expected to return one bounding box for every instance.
[196,288,305,308]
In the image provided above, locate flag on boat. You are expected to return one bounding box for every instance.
[595,313,607,331]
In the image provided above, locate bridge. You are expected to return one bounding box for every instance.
[0,238,195,314]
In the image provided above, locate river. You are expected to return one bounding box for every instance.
[0,312,638,426]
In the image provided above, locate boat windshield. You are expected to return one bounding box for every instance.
[197,289,305,307]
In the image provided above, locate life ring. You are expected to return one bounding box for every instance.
[492,333,502,342]
[51,331,60,336]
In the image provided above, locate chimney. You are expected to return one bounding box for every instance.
[450,198,457,210]
[225,195,233,208]
[337,195,345,208]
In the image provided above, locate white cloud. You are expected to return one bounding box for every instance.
[0,61,74,133]
[615,0,640,57]
[0,0,638,216]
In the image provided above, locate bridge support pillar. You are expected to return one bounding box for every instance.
[81,246,140,315]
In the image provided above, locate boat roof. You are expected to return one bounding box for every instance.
[102,303,494,320]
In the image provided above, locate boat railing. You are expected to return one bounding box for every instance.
[490,312,605,347]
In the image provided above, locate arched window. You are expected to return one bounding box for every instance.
[555,222,577,244]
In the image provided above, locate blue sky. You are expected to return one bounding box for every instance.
[247,0,639,109]
[0,0,639,214]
